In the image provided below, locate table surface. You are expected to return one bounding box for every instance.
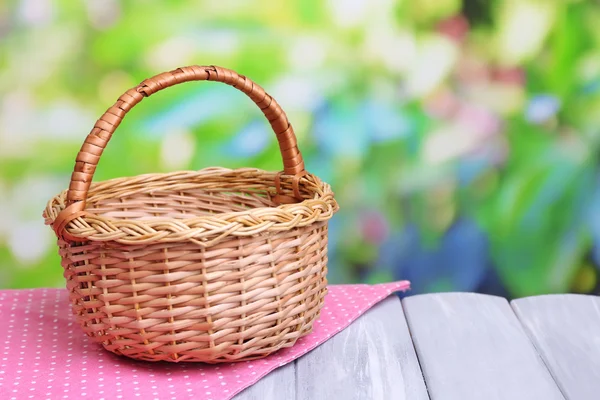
[234,292,600,400]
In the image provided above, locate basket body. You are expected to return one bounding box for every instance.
[58,224,328,362]
[43,65,338,362]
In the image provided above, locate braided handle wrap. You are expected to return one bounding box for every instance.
[53,65,306,240]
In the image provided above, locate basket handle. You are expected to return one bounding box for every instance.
[54,65,306,240]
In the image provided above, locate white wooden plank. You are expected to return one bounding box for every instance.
[512,294,600,400]
[295,296,429,400]
[403,293,564,400]
[233,361,295,400]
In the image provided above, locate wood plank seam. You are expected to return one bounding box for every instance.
[511,295,600,400]
[510,301,569,400]
[401,301,432,399]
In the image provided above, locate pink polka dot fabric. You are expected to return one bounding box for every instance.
[0,281,409,400]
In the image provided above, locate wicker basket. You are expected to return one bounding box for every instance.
[43,65,338,363]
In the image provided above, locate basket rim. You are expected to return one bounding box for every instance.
[44,167,338,246]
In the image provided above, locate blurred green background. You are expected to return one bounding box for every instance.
[2,0,600,298]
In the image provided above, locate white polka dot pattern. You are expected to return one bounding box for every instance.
[0,281,409,400]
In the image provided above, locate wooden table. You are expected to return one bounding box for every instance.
[235,293,600,400]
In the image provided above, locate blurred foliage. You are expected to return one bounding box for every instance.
[1,0,600,298]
